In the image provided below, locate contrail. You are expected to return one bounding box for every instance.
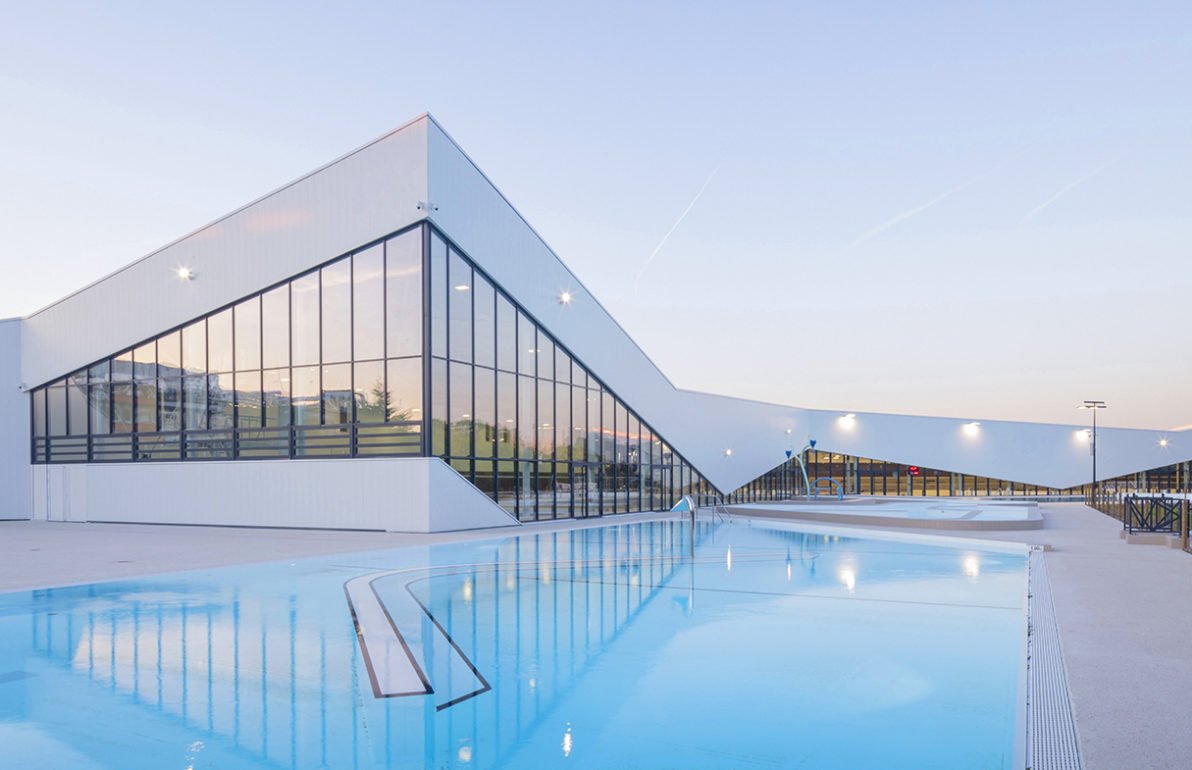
[1018,157,1120,226]
[847,175,984,249]
[634,164,720,292]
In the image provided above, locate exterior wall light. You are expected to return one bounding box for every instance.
[176,267,195,281]
[559,290,573,305]
[838,413,857,430]
[962,421,981,437]
[1160,438,1169,448]
[1074,429,1091,442]
[453,284,470,292]
[724,448,733,457]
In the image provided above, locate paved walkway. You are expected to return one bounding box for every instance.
[2,505,1189,768]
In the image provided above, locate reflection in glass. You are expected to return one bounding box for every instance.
[354,360,386,424]
[353,245,384,361]
[234,297,260,371]
[322,363,352,427]
[291,366,320,426]
[262,368,291,427]
[291,272,320,367]
[261,285,289,370]
[386,229,422,358]
[208,309,234,373]
[321,259,351,364]
[182,319,206,374]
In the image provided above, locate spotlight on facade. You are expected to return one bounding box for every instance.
[559,290,573,305]
[1160,438,1169,448]
[453,284,470,292]
[962,421,981,437]
[724,448,733,457]
[176,267,195,281]
[839,413,857,430]
[1074,429,1091,442]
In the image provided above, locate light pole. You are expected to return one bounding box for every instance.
[1079,400,1107,503]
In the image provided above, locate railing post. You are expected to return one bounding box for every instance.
[1182,500,1189,552]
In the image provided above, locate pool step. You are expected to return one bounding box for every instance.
[345,570,490,710]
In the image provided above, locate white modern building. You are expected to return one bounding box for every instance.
[3,114,1188,531]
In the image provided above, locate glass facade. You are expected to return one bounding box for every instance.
[425,228,712,521]
[31,226,425,466]
[29,223,716,522]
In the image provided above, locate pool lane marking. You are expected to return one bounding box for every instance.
[343,573,433,699]
[402,583,493,712]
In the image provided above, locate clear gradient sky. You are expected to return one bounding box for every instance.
[2,2,1189,429]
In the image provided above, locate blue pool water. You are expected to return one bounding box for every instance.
[0,518,1027,769]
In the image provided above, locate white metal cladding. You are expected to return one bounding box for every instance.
[14,112,1192,498]
[20,115,431,390]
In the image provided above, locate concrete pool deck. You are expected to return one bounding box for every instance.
[2,504,1189,769]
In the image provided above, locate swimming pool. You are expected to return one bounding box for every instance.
[0,518,1028,769]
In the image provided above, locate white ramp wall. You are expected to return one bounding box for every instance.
[29,457,519,533]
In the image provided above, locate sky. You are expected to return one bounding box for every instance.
[1,1,1189,429]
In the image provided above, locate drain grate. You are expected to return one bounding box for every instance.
[1027,550,1083,770]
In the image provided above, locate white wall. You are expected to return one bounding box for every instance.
[29,457,518,533]
[21,117,430,389]
[0,318,30,518]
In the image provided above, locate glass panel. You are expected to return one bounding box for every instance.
[519,313,537,376]
[430,232,447,358]
[354,360,386,424]
[291,366,320,426]
[538,337,555,382]
[386,229,423,358]
[497,370,516,463]
[571,381,587,462]
[473,273,495,368]
[112,351,134,382]
[261,285,289,370]
[322,363,352,426]
[538,378,554,461]
[208,374,234,429]
[111,384,133,433]
[386,358,422,424]
[448,250,472,363]
[181,319,206,375]
[234,297,261,371]
[207,309,234,373]
[556,381,571,461]
[496,293,516,373]
[430,358,447,456]
[322,259,352,364]
[518,374,535,459]
[183,376,207,430]
[474,366,495,459]
[133,340,156,380]
[235,370,262,429]
[449,361,472,457]
[159,379,182,432]
[158,331,181,376]
[291,273,320,367]
[262,368,291,428]
[353,245,384,361]
[134,382,157,432]
[88,360,110,382]
[88,384,110,434]
[67,377,88,436]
